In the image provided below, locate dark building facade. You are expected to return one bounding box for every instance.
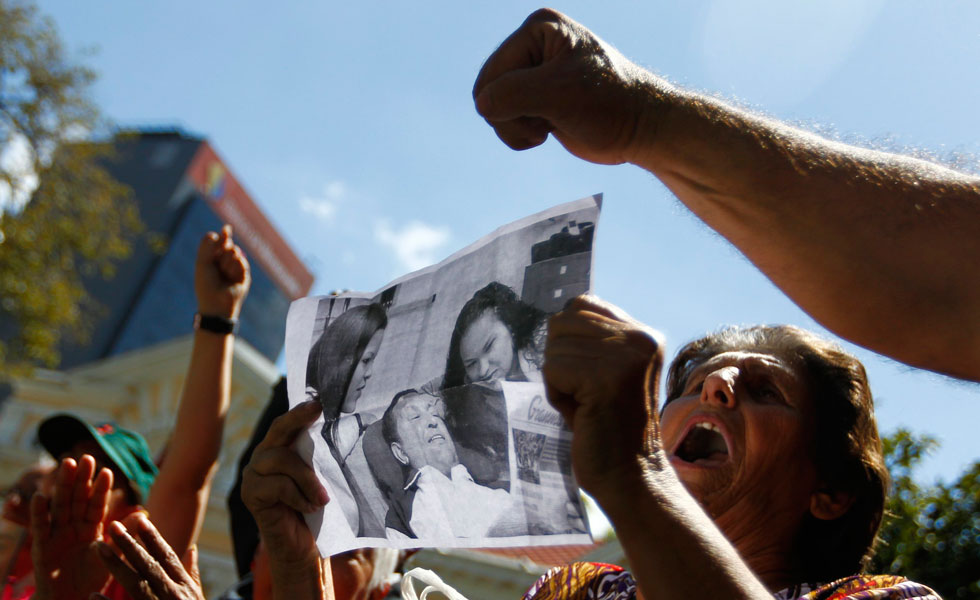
[59,129,313,368]
[521,220,594,314]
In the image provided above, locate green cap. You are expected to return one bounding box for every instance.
[38,414,158,504]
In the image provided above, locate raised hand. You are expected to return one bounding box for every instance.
[195,224,251,320]
[473,9,661,165]
[30,455,113,600]
[93,515,204,600]
[543,295,665,503]
[242,399,328,595]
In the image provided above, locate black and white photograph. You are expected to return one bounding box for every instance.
[284,195,599,555]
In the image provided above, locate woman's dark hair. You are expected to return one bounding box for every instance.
[306,303,387,421]
[665,325,888,583]
[443,282,546,389]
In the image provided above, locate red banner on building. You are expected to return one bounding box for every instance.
[185,142,313,300]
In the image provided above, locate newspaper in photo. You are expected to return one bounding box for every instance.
[283,194,600,556]
[502,381,588,537]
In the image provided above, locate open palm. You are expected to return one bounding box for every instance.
[30,456,113,600]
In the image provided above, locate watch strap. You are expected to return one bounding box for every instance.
[194,313,238,335]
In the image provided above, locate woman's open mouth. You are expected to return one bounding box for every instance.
[672,420,731,467]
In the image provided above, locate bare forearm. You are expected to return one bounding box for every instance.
[632,82,980,380]
[476,9,980,379]
[270,554,328,600]
[146,329,232,553]
[597,457,771,600]
[170,329,233,480]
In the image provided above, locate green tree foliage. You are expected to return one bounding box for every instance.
[0,0,141,375]
[871,429,980,598]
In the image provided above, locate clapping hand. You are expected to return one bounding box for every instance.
[30,456,113,600]
[91,514,204,600]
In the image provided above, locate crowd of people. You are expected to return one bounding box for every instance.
[4,7,979,600]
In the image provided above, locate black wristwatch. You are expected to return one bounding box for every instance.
[194,313,239,335]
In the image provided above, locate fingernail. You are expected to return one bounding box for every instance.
[318,487,329,505]
[96,541,114,558]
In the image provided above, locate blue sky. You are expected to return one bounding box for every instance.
[37,1,979,484]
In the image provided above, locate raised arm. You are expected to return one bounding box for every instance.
[544,296,772,599]
[145,225,251,557]
[474,9,980,382]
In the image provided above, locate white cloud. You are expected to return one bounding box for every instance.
[373,219,451,272]
[0,133,39,215]
[323,180,345,200]
[298,180,347,223]
[299,196,337,222]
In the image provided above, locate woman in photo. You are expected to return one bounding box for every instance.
[306,302,388,536]
[443,281,548,389]
[440,282,549,488]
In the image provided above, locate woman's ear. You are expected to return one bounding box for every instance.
[810,487,855,521]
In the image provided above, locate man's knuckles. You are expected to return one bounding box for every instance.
[624,326,664,359]
[524,7,564,27]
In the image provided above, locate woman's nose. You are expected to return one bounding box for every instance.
[701,366,738,408]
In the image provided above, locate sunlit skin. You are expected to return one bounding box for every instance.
[341,329,385,414]
[252,544,385,600]
[659,350,821,584]
[390,393,459,477]
[460,310,517,384]
[329,549,384,600]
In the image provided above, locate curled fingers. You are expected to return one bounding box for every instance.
[103,520,174,599]
[129,515,189,585]
[247,446,327,513]
[255,400,322,450]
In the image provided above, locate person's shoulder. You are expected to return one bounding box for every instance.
[522,562,635,600]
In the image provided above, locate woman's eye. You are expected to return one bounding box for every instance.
[484,337,495,352]
[755,383,782,403]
